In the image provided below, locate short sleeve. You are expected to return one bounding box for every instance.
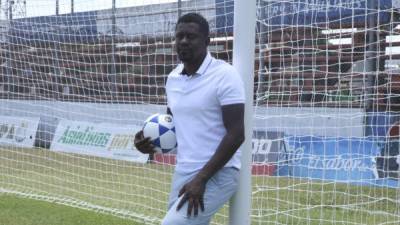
[217,66,245,105]
[166,64,183,108]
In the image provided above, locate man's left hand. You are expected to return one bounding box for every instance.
[176,176,206,217]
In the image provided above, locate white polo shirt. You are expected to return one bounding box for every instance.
[166,52,245,173]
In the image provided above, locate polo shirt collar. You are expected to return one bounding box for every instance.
[180,52,212,76]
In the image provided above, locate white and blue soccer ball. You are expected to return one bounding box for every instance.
[142,113,177,153]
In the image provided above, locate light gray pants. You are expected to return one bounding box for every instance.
[161,167,240,225]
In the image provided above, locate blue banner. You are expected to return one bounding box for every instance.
[10,11,98,43]
[216,0,397,33]
[365,112,400,138]
[278,136,399,188]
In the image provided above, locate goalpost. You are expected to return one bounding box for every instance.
[230,0,255,225]
[0,0,400,225]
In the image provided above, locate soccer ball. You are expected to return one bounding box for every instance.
[142,113,177,153]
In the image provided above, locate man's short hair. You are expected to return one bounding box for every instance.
[176,13,210,38]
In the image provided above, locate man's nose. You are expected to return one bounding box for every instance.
[180,36,189,44]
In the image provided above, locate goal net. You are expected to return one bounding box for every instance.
[253,0,400,224]
[0,0,399,224]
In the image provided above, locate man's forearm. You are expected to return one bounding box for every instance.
[195,128,244,182]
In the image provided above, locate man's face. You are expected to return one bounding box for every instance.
[175,22,208,64]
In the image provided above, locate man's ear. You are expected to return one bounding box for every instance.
[205,37,210,46]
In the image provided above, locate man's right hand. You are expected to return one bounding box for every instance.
[134,130,156,154]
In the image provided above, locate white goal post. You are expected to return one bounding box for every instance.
[229,0,256,225]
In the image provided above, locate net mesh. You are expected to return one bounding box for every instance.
[0,0,399,224]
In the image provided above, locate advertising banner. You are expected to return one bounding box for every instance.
[153,129,284,175]
[10,11,97,44]
[252,130,284,175]
[365,112,400,138]
[216,0,396,33]
[96,0,216,38]
[50,120,149,163]
[279,136,399,188]
[0,116,39,148]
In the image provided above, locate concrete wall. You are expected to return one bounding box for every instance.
[254,106,365,137]
[0,100,364,137]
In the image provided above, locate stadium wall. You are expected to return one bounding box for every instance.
[7,0,216,43]
[0,101,398,188]
[96,0,216,37]
[15,0,399,42]
[0,100,364,137]
[215,0,397,34]
[9,11,98,44]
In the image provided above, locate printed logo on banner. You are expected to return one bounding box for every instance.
[252,131,284,164]
[251,131,286,175]
[0,122,28,143]
[108,134,134,150]
[280,136,382,182]
[51,120,148,163]
[277,136,400,188]
[0,116,39,148]
[57,125,111,147]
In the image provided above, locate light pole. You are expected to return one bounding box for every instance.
[110,0,117,96]
[56,0,59,15]
[178,0,181,18]
[8,0,13,20]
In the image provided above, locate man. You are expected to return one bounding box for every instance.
[134,12,245,225]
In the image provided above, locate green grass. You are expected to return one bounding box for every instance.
[0,195,138,225]
[1,147,399,225]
